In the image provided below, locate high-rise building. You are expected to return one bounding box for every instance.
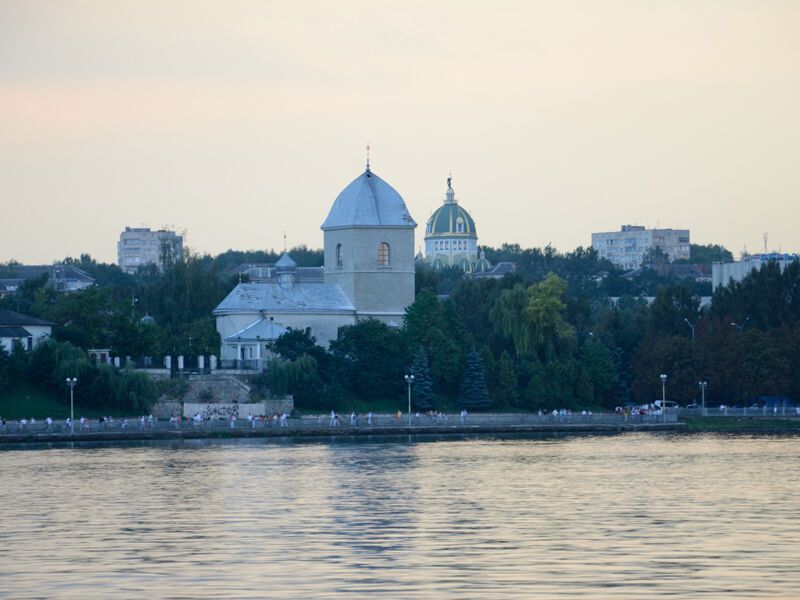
[591,225,690,270]
[117,227,183,274]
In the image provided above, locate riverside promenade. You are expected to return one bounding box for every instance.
[0,412,682,444]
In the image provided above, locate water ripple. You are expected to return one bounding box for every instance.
[1,433,799,599]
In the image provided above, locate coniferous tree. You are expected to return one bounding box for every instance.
[459,349,491,410]
[410,347,435,410]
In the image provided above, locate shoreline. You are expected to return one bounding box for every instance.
[0,422,684,444]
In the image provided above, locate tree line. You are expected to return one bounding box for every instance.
[2,244,798,412]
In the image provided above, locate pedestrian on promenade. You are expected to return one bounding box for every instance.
[45,416,53,432]
[367,412,373,426]
[148,414,154,430]
[350,412,356,426]
[230,415,236,428]
[330,410,336,426]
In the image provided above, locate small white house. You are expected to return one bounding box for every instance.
[0,308,53,353]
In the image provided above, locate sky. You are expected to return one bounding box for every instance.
[1,0,798,264]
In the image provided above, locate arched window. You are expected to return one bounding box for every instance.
[378,242,390,266]
[456,219,464,233]
[336,243,343,268]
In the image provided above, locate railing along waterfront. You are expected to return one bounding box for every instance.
[679,406,800,418]
[0,411,678,436]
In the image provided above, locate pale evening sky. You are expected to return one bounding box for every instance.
[1,1,798,264]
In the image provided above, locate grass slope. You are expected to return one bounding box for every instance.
[0,382,120,419]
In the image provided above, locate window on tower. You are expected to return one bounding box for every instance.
[336,243,343,268]
[378,242,390,266]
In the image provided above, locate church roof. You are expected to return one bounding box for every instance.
[425,203,477,237]
[224,318,289,342]
[321,169,417,230]
[275,253,297,269]
[213,282,356,315]
[424,180,477,238]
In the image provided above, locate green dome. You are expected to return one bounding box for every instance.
[425,203,477,238]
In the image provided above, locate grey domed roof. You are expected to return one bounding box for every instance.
[275,252,297,270]
[321,169,417,230]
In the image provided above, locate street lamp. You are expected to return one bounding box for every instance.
[730,317,750,332]
[65,378,78,433]
[404,374,415,427]
[698,381,707,416]
[660,374,667,422]
[684,316,702,342]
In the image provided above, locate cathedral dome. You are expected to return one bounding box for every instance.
[425,203,477,237]
[321,168,416,230]
[424,179,477,239]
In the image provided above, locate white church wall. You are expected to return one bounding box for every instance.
[324,226,415,318]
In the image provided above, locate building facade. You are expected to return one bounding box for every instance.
[117,227,184,274]
[0,308,53,352]
[0,264,95,295]
[712,253,799,291]
[213,164,417,362]
[592,225,690,270]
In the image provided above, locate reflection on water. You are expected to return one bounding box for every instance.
[1,433,798,599]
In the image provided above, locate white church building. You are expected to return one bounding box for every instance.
[213,163,417,364]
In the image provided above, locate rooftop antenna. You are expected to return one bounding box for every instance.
[763,232,768,254]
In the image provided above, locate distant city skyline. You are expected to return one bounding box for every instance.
[1,1,798,264]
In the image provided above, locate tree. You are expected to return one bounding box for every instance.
[494,351,519,408]
[525,273,575,361]
[578,336,620,407]
[410,347,435,410]
[459,349,491,410]
[331,320,408,400]
[404,290,465,393]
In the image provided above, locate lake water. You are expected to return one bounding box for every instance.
[1,433,798,599]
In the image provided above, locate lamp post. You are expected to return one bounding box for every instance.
[660,373,667,422]
[730,317,750,332]
[404,374,415,427]
[66,377,78,433]
[698,380,707,416]
[684,316,702,342]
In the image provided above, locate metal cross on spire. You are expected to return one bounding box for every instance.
[365,142,371,172]
[283,232,287,253]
